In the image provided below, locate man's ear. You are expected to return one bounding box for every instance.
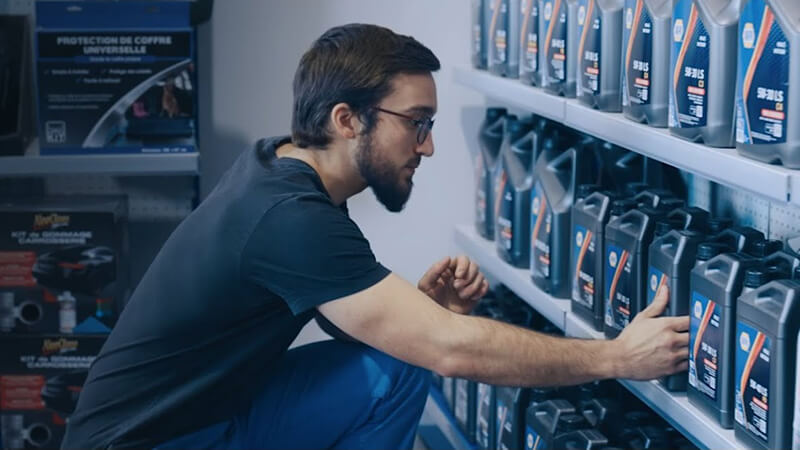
[330,102,361,140]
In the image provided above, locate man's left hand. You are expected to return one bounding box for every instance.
[418,255,489,314]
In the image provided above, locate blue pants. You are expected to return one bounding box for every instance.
[156,340,431,449]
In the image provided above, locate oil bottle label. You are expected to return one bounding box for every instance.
[669,1,709,128]
[476,154,489,232]
[491,0,510,65]
[605,243,633,330]
[477,382,492,448]
[543,0,568,83]
[494,165,507,235]
[526,425,548,449]
[496,399,511,450]
[531,183,553,279]
[521,0,540,73]
[577,0,602,96]
[646,266,668,305]
[735,0,789,145]
[455,379,469,428]
[497,179,516,252]
[474,0,484,57]
[734,321,771,444]
[689,291,722,401]
[572,224,597,309]
[622,0,653,106]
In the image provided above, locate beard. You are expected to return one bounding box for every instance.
[356,134,418,213]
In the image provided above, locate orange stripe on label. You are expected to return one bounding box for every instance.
[739,332,765,426]
[495,171,507,224]
[742,6,774,138]
[531,195,548,246]
[625,1,644,75]
[578,0,594,71]
[489,0,504,48]
[673,5,699,94]
[693,299,716,360]
[575,230,593,281]
[521,0,534,53]
[544,0,563,62]
[608,250,629,316]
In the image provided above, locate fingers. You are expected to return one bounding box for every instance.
[453,256,480,289]
[674,360,689,373]
[418,257,451,291]
[666,315,690,332]
[640,285,669,319]
[672,331,690,349]
[458,273,487,300]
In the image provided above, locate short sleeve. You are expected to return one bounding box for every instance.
[240,194,390,315]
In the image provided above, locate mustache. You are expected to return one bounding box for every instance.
[407,158,421,169]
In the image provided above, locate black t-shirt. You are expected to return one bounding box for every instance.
[62,137,391,449]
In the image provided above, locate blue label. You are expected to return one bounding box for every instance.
[493,163,507,235]
[577,0,602,96]
[572,224,597,309]
[526,425,547,449]
[496,399,509,449]
[543,0,568,83]
[689,291,721,400]
[497,175,515,252]
[605,243,633,330]
[491,0,511,65]
[646,266,667,305]
[622,0,653,106]
[735,0,789,145]
[669,0,709,128]
[734,321,771,443]
[530,182,552,279]
[477,382,492,448]
[521,0,540,74]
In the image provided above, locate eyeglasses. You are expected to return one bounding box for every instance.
[374,107,435,145]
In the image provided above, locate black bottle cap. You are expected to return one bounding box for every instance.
[749,239,784,258]
[744,267,769,289]
[486,107,507,122]
[696,242,730,262]
[623,182,650,197]
[766,265,790,282]
[708,217,734,234]
[577,184,601,201]
[655,220,676,237]
[611,199,637,217]
[659,198,685,211]
[559,414,588,432]
[623,411,652,426]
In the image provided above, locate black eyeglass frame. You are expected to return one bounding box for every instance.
[373,107,435,145]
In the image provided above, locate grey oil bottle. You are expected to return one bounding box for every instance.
[490,0,523,78]
[520,0,542,85]
[542,0,579,96]
[497,117,547,268]
[668,0,743,147]
[735,279,800,449]
[474,0,490,69]
[477,108,509,240]
[530,135,597,298]
[622,0,675,127]
[735,0,800,168]
[576,0,625,111]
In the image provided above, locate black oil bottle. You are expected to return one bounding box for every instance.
[687,250,760,428]
[542,0,579,97]
[474,0,489,69]
[456,377,478,442]
[493,115,530,248]
[520,0,542,85]
[576,0,625,111]
[604,205,667,338]
[490,0,523,78]
[648,229,707,391]
[622,0,676,127]
[552,429,610,449]
[571,190,619,330]
[526,400,588,449]
[477,381,497,449]
[476,108,508,240]
[735,279,800,449]
[497,116,543,267]
[530,134,597,298]
[496,387,531,450]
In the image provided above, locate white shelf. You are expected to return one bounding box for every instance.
[0,152,200,177]
[454,224,746,450]
[453,224,570,329]
[454,66,799,206]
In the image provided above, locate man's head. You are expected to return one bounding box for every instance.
[291,24,440,211]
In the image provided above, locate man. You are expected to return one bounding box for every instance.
[62,24,689,449]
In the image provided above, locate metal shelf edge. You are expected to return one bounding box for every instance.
[0,153,200,177]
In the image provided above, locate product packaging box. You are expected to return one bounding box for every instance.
[0,196,129,335]
[0,15,35,156]
[35,1,197,155]
[0,335,106,449]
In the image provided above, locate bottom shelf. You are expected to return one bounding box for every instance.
[418,387,476,450]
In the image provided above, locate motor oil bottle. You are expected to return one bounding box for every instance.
[530,136,598,298]
[687,251,760,427]
[577,0,625,111]
[456,378,478,441]
[490,0,523,78]
[572,190,619,330]
[748,239,784,258]
[622,0,676,127]
[477,108,509,240]
[708,217,734,234]
[661,206,711,232]
[669,0,743,147]
[648,229,707,391]
[552,429,610,449]
[497,116,542,267]
[477,381,497,449]
[496,387,531,450]
[604,147,647,193]
[494,115,531,246]
[581,397,622,438]
[542,0,579,96]
[604,205,667,338]
[443,376,456,412]
[624,181,651,197]
[621,426,672,449]
[526,400,590,450]
[634,188,677,208]
[706,226,766,255]
[520,0,542,85]
[735,279,800,449]
[474,0,489,69]
[735,0,800,168]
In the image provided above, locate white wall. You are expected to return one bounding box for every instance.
[197,0,487,344]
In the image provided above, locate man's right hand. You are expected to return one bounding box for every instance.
[613,285,690,381]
